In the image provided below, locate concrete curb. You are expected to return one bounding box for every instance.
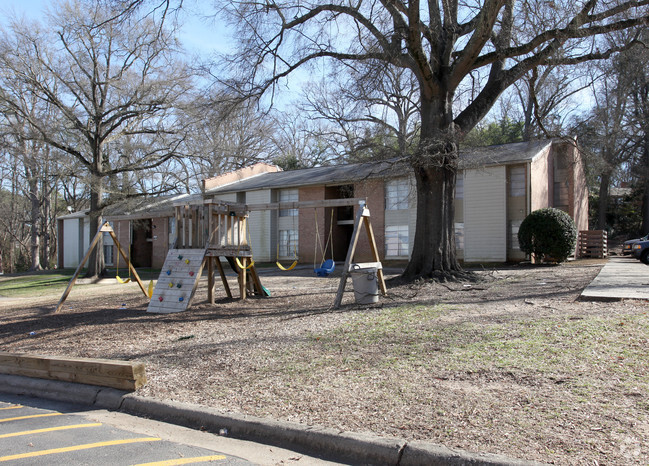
[0,374,542,465]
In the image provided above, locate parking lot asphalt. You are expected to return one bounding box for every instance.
[0,398,251,465]
[580,255,649,300]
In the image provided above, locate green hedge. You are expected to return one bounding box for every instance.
[518,208,577,263]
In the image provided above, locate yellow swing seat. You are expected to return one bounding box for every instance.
[276,260,298,271]
[115,275,131,284]
[235,257,256,270]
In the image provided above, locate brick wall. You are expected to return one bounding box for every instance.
[352,179,386,262]
[151,217,170,268]
[298,186,326,263]
[113,220,131,267]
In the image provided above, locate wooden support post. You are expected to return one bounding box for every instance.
[54,223,108,313]
[107,230,149,299]
[333,206,386,308]
[249,266,264,296]
[186,257,207,308]
[215,258,232,299]
[363,216,388,296]
[239,257,247,299]
[333,207,366,309]
[207,256,215,304]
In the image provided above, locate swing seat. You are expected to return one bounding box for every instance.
[235,257,255,270]
[116,275,131,284]
[314,259,335,277]
[276,260,298,271]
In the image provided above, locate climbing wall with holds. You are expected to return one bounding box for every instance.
[147,249,207,314]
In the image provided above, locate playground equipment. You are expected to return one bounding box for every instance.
[115,244,131,284]
[54,222,150,313]
[313,209,336,277]
[57,197,387,314]
[148,197,386,312]
[147,203,267,313]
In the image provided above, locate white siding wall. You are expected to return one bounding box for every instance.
[247,189,272,261]
[63,218,80,268]
[464,166,507,262]
[62,217,90,268]
[385,176,417,258]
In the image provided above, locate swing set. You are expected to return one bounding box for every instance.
[55,222,152,313]
[202,197,386,308]
[274,206,336,275]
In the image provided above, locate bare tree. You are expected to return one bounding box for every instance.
[0,0,192,276]
[182,93,280,187]
[514,64,592,140]
[218,0,649,279]
[299,63,420,162]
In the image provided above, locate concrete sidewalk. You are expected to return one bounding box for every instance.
[580,255,649,301]
[0,374,539,466]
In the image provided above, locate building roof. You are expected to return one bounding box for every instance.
[207,139,554,195]
[458,139,552,168]
[205,158,408,195]
[58,193,199,221]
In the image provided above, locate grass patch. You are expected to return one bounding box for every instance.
[0,272,76,298]
[275,304,649,393]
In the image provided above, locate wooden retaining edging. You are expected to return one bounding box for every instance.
[0,352,146,391]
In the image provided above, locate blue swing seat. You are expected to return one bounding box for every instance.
[314,259,335,277]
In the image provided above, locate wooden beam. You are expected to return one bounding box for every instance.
[363,216,388,296]
[107,230,149,299]
[333,207,367,308]
[54,222,107,313]
[0,352,146,391]
[214,258,232,299]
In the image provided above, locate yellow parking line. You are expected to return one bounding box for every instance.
[0,437,161,462]
[132,456,228,466]
[0,405,23,410]
[0,413,62,423]
[0,423,102,438]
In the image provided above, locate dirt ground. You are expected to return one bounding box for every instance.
[1,260,648,465]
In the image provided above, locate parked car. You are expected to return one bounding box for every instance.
[623,234,649,255]
[632,239,649,264]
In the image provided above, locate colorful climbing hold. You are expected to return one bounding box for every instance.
[185,259,190,264]
[158,296,164,302]
[177,283,182,288]
[179,296,184,302]
[169,282,174,288]
[178,255,183,260]
[189,271,194,277]
[166,269,171,275]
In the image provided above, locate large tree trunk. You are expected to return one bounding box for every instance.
[28,176,42,271]
[84,171,105,278]
[597,172,610,231]
[402,95,461,280]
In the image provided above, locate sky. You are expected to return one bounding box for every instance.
[0,0,231,55]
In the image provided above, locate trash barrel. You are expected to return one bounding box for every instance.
[350,264,379,304]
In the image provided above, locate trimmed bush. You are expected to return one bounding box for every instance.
[518,208,577,263]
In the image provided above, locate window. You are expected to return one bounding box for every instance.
[279,229,298,257]
[510,220,522,250]
[102,222,114,266]
[455,223,464,250]
[168,217,177,248]
[279,189,298,217]
[455,172,464,199]
[385,179,410,210]
[510,166,525,197]
[103,245,114,266]
[385,225,409,256]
